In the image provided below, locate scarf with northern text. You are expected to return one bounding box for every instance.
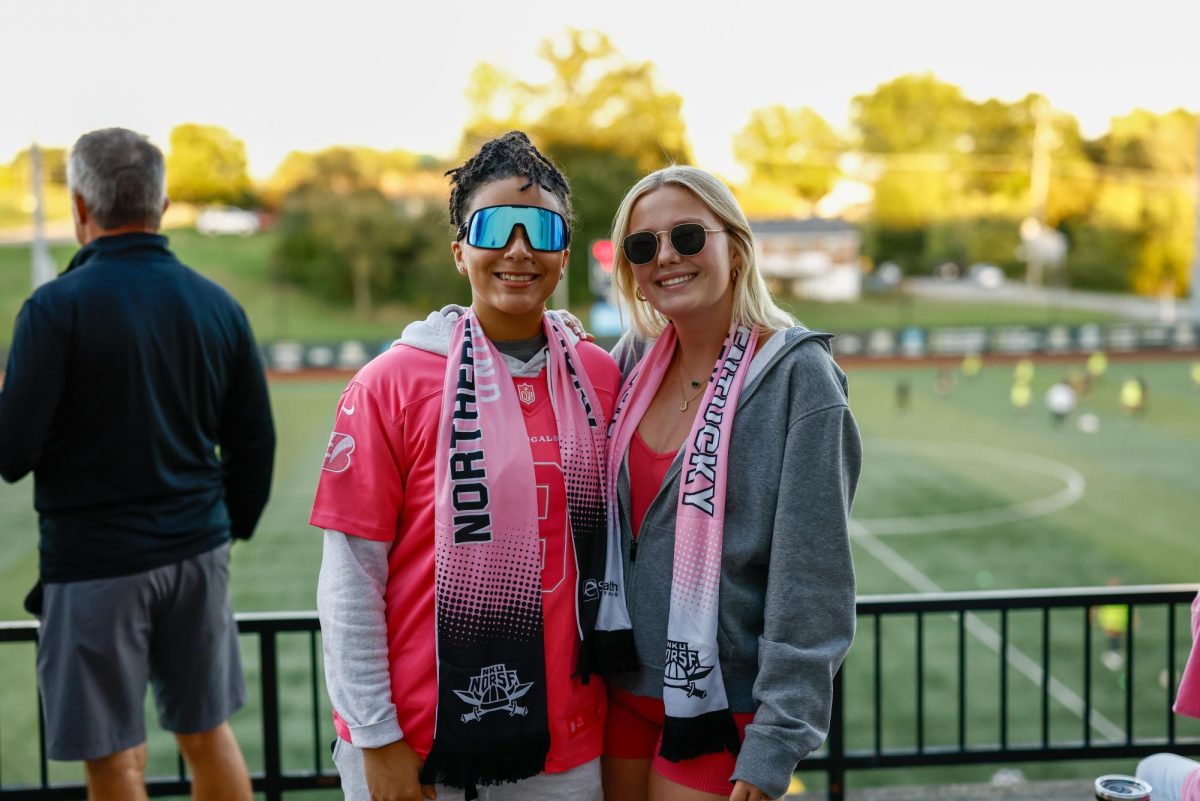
[420,310,635,798]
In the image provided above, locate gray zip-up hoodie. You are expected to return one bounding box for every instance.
[610,326,861,799]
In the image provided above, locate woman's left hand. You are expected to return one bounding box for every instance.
[729,780,773,801]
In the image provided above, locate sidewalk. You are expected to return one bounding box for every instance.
[791,779,1094,800]
[0,221,74,246]
[907,276,1198,323]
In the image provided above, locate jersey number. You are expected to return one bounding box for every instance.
[535,462,568,593]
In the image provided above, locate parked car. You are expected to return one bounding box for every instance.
[967,263,1005,290]
[196,207,261,236]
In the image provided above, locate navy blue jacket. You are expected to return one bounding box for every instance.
[0,233,275,583]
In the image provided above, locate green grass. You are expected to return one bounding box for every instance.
[781,293,1121,332]
[0,229,1121,351]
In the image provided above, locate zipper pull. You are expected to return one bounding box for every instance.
[630,538,638,562]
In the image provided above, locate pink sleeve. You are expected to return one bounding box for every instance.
[1175,592,1200,718]
[309,380,405,541]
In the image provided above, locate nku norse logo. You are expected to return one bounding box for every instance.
[664,640,713,699]
[322,432,355,473]
[454,664,533,723]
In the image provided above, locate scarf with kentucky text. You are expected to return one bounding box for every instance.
[420,309,635,799]
[606,320,758,761]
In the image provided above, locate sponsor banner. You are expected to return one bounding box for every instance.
[258,323,1200,369]
[262,340,388,371]
[929,327,989,356]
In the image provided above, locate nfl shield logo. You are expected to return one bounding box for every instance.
[517,383,536,405]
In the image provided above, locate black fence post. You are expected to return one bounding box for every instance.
[828,666,846,801]
[260,630,282,801]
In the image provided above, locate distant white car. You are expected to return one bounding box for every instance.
[196,207,260,236]
[967,263,1005,290]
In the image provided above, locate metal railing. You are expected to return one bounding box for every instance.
[810,584,1200,800]
[1,586,1197,799]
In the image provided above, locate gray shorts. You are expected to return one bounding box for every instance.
[331,740,601,801]
[37,542,245,761]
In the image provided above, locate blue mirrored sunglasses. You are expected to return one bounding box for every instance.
[458,205,570,252]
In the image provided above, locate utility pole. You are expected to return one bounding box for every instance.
[1026,98,1055,288]
[30,143,57,289]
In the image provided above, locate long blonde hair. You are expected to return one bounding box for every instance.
[610,166,795,340]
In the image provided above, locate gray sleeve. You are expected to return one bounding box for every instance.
[316,529,403,747]
[609,330,647,379]
[730,403,861,799]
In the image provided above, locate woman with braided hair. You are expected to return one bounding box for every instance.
[310,131,636,801]
[599,166,859,801]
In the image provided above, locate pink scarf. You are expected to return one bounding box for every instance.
[607,320,758,760]
[420,309,634,799]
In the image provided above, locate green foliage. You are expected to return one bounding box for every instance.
[269,187,467,316]
[862,224,926,273]
[0,147,72,228]
[265,146,438,208]
[166,123,254,206]
[1061,220,1142,292]
[797,73,1200,295]
[853,73,974,155]
[7,146,68,186]
[734,105,842,205]
[925,218,1023,275]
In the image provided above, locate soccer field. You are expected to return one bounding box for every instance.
[0,356,1197,794]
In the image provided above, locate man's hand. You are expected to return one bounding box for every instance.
[730,779,773,801]
[361,739,436,801]
[550,309,596,342]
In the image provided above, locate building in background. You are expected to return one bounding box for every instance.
[750,218,863,302]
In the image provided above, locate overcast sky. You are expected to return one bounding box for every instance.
[4,0,1198,180]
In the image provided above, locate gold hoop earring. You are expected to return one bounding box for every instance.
[635,287,647,302]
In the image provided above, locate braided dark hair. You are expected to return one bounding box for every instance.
[446,131,574,234]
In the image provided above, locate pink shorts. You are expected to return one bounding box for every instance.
[603,688,753,795]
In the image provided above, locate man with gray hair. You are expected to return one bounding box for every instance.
[0,127,274,801]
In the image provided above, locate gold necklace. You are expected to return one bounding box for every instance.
[674,348,710,411]
[678,372,706,411]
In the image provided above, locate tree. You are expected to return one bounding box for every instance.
[1088,108,1197,295]
[265,146,434,205]
[8,147,68,186]
[270,186,464,316]
[851,74,972,233]
[853,73,973,155]
[461,29,692,172]
[166,124,253,206]
[733,106,842,208]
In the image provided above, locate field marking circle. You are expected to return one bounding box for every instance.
[854,440,1086,535]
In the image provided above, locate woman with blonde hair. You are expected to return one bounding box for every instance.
[599,166,860,801]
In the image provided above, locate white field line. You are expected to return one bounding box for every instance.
[850,521,1125,742]
[856,441,1087,536]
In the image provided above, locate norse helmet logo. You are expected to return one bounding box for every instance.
[664,639,713,699]
[453,664,534,723]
